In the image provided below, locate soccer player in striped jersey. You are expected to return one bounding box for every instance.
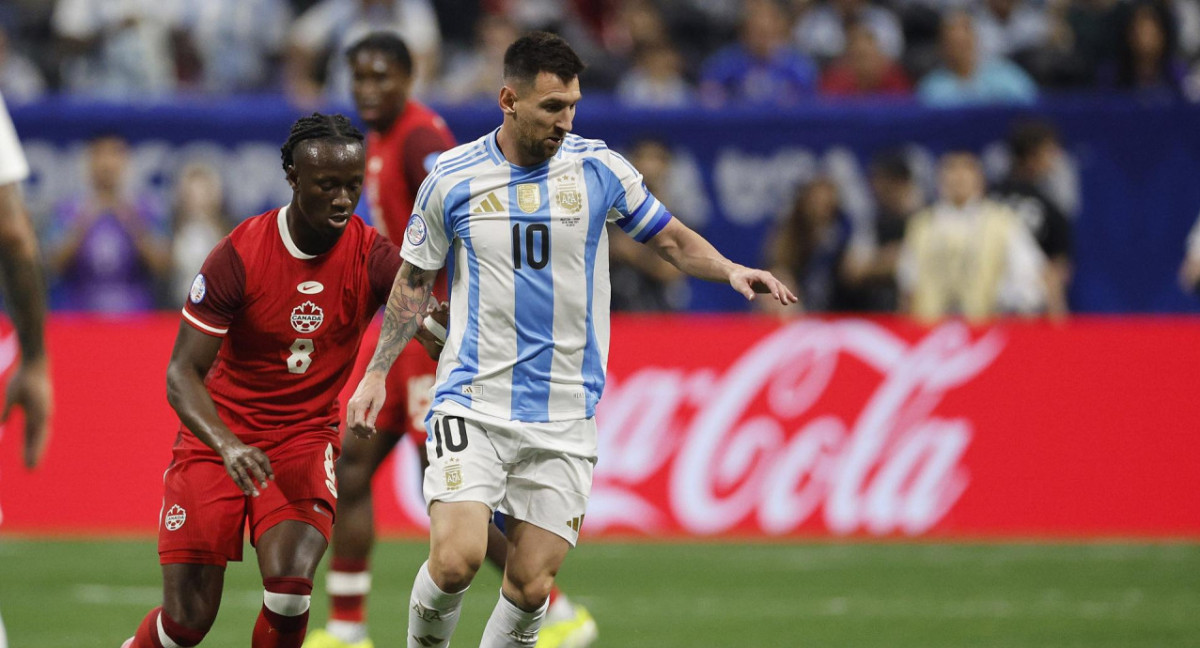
[305,32,595,648]
[347,32,797,648]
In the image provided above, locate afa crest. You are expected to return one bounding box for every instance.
[444,458,463,491]
[555,187,582,214]
[517,184,541,214]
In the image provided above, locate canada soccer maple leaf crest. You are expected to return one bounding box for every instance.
[290,300,324,334]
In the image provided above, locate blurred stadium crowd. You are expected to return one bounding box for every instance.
[1,0,1197,318]
[2,0,1199,106]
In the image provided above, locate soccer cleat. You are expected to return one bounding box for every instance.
[535,604,598,648]
[121,639,134,648]
[301,628,375,648]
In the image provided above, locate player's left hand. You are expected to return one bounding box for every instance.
[729,267,798,305]
[414,300,449,361]
[2,357,53,469]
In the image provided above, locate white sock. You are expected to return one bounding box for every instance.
[327,620,367,644]
[407,561,467,648]
[0,607,8,648]
[479,591,548,648]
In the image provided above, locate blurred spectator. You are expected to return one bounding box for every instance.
[1067,0,1122,81]
[990,120,1072,317]
[917,10,1038,106]
[438,12,518,105]
[610,139,690,311]
[1106,0,1185,98]
[173,0,293,94]
[51,0,180,99]
[45,134,169,312]
[616,41,693,107]
[841,150,924,312]
[700,0,818,106]
[762,176,853,313]
[1179,212,1200,294]
[898,151,1047,322]
[794,0,905,64]
[169,162,232,302]
[972,0,1050,62]
[286,0,441,106]
[820,20,913,97]
[0,24,45,103]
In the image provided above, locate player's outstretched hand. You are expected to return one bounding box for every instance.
[1,357,53,469]
[347,373,387,439]
[219,440,274,497]
[729,267,799,305]
[415,300,450,361]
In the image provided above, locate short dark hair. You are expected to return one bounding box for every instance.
[345,31,414,77]
[503,31,585,86]
[280,113,364,171]
[869,149,912,183]
[1008,120,1059,164]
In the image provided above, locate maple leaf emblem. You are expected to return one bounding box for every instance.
[290,300,325,334]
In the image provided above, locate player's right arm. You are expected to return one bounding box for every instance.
[166,324,274,497]
[346,260,437,437]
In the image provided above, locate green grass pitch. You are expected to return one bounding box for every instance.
[0,539,1197,647]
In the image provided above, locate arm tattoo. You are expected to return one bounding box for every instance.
[367,264,433,374]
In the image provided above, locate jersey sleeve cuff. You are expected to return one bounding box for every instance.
[400,249,446,271]
[629,202,672,243]
[181,307,229,336]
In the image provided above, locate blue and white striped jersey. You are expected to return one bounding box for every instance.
[401,128,673,423]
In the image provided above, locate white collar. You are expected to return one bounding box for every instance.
[277,204,317,260]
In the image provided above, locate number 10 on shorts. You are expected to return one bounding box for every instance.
[431,415,468,458]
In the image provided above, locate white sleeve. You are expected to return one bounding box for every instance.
[997,221,1047,313]
[400,176,449,270]
[0,95,29,186]
[604,149,672,242]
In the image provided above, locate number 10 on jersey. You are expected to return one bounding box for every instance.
[512,223,549,270]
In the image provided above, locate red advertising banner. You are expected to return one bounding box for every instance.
[0,315,1197,538]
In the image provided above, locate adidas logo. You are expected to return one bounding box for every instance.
[412,634,446,647]
[566,515,585,533]
[471,192,503,214]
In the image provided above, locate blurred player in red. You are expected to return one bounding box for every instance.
[120,113,401,648]
[305,33,596,648]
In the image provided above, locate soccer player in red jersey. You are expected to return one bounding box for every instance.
[305,33,596,648]
[120,113,402,648]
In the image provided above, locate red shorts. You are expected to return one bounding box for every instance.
[375,341,438,442]
[158,429,340,567]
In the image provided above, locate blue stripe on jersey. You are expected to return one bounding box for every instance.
[436,180,481,413]
[417,148,489,210]
[638,205,673,242]
[581,165,609,416]
[508,166,555,420]
[484,129,504,164]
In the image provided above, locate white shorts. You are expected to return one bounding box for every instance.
[423,401,597,546]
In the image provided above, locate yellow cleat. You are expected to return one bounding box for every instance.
[302,628,375,648]
[535,604,598,648]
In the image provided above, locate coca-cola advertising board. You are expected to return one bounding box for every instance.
[0,315,1197,538]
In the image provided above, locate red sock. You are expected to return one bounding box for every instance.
[129,607,205,648]
[328,557,369,624]
[252,577,313,648]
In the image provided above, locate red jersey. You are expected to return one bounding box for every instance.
[364,100,456,241]
[180,206,402,448]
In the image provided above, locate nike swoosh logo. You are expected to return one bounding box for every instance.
[313,504,330,518]
[297,281,324,294]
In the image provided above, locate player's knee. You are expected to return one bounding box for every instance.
[505,572,555,610]
[158,606,214,646]
[428,546,483,592]
[263,577,313,617]
[334,458,373,500]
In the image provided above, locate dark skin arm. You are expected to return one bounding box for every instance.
[347,260,436,436]
[166,322,273,496]
[0,181,51,468]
